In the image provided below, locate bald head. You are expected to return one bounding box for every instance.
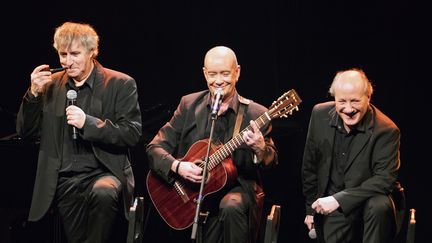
[202,46,241,101]
[329,69,373,98]
[204,46,238,68]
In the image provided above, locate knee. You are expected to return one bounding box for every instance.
[91,185,118,205]
[219,193,246,219]
[90,181,120,206]
[364,194,393,219]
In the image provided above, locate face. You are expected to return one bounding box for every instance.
[333,71,370,132]
[203,48,240,101]
[58,40,95,82]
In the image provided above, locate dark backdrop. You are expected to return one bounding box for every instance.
[0,0,427,242]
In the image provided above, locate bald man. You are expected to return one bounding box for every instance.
[146,46,278,243]
[302,68,403,242]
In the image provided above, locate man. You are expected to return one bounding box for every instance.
[146,46,278,243]
[302,68,403,242]
[16,22,142,243]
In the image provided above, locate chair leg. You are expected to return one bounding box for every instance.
[127,197,145,243]
[263,205,281,243]
[406,208,416,243]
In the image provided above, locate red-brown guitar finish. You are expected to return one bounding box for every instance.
[146,140,237,230]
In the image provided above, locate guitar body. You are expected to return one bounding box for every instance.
[146,139,238,230]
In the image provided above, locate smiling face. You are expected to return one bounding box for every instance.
[332,70,371,132]
[202,46,240,101]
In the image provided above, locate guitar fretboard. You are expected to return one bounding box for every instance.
[207,111,271,170]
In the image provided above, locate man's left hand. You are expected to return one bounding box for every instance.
[243,120,265,154]
[312,196,340,215]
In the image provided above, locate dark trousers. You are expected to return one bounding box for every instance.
[315,194,394,243]
[55,171,122,243]
[199,185,255,243]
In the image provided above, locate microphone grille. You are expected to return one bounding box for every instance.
[308,228,317,239]
[66,90,77,100]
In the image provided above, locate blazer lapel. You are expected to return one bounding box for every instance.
[344,110,374,172]
[322,112,336,175]
[195,99,208,139]
[344,131,371,172]
[88,62,105,117]
[52,75,68,158]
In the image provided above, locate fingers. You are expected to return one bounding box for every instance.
[179,162,203,183]
[30,65,53,95]
[243,121,262,143]
[32,64,50,74]
[185,173,203,183]
[65,106,86,129]
[312,199,324,214]
[312,200,331,215]
[249,120,260,133]
[31,65,51,80]
[304,215,314,229]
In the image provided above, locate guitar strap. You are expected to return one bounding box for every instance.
[233,95,250,136]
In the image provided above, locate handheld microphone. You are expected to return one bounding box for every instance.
[308,224,317,239]
[66,90,78,140]
[211,88,224,118]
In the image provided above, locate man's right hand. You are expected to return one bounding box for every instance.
[304,214,314,230]
[30,64,53,97]
[172,160,203,183]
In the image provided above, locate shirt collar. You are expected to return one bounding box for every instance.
[66,65,96,90]
[206,90,240,114]
[331,106,372,134]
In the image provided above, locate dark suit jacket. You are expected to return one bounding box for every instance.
[302,101,401,216]
[146,90,278,239]
[16,60,142,221]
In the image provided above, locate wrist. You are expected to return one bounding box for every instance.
[175,160,182,174]
[30,86,39,97]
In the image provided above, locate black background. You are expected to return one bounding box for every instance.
[0,0,428,242]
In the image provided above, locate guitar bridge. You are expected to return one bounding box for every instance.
[174,181,190,203]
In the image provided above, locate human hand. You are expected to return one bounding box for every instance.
[66,105,86,129]
[30,64,53,97]
[177,161,203,183]
[312,196,340,215]
[243,120,265,154]
[304,215,314,230]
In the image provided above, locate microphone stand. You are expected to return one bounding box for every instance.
[191,102,220,241]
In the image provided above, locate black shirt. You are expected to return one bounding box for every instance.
[59,68,102,174]
[204,93,240,145]
[326,111,369,196]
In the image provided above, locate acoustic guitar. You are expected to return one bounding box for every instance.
[146,89,302,230]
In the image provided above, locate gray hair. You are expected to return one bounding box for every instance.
[328,68,373,97]
[53,22,99,58]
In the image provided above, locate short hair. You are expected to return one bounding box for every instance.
[328,68,374,97]
[53,22,99,57]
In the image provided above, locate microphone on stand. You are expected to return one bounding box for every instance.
[66,90,78,140]
[191,87,224,240]
[211,88,224,118]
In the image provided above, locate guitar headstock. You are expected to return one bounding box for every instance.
[268,89,302,119]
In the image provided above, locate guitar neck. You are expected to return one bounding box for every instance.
[207,111,271,170]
